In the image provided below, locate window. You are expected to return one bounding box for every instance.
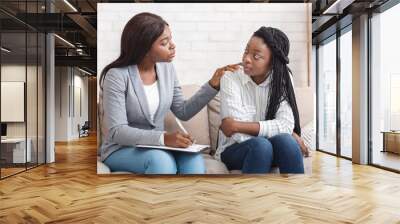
[339,28,352,158]
[317,36,337,155]
[370,2,400,171]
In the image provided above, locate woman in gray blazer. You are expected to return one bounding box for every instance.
[99,12,238,174]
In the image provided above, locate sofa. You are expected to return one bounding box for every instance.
[97,84,314,174]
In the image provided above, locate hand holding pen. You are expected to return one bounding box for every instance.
[163,118,195,148]
[164,132,193,148]
[175,118,196,145]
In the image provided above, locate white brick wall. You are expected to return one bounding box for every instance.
[97,3,312,87]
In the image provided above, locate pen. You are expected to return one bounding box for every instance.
[175,117,196,144]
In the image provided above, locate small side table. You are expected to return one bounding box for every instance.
[381,131,400,154]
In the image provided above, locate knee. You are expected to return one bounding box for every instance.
[192,154,205,173]
[189,153,205,166]
[272,134,301,155]
[247,137,273,157]
[273,133,297,145]
[145,150,177,174]
[178,153,205,174]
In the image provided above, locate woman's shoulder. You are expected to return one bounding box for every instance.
[102,66,130,88]
[106,66,130,78]
[221,67,245,86]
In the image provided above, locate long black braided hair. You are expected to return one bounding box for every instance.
[253,26,301,136]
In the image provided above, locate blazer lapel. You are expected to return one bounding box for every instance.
[127,65,154,126]
[153,63,165,123]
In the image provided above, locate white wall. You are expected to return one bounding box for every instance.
[1,66,26,126]
[55,67,89,141]
[55,66,69,141]
[72,73,89,138]
[1,65,38,138]
[97,3,312,89]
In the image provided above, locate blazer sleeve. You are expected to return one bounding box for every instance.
[102,69,164,146]
[169,64,218,121]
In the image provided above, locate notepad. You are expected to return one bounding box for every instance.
[136,144,210,153]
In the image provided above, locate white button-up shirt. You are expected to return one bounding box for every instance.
[215,68,295,160]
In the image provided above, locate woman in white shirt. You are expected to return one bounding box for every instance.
[217,27,305,174]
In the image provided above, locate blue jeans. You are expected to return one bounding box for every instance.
[221,134,304,174]
[104,147,205,174]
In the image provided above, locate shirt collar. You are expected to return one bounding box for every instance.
[240,69,273,87]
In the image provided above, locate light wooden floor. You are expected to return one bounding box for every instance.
[1,134,400,223]
[1,163,45,178]
[0,167,26,177]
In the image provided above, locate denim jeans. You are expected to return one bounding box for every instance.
[221,133,304,174]
[104,147,205,174]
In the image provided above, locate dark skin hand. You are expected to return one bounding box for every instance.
[208,63,241,90]
[164,132,194,148]
[292,132,310,157]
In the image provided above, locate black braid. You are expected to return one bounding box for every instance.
[253,27,301,135]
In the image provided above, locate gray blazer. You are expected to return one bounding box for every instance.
[100,62,218,161]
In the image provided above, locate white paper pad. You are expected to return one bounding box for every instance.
[136,144,209,153]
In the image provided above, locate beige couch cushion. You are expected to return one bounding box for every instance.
[203,154,229,174]
[295,87,314,127]
[301,121,315,150]
[207,94,222,155]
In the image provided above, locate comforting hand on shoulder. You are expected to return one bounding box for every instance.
[209,63,241,90]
